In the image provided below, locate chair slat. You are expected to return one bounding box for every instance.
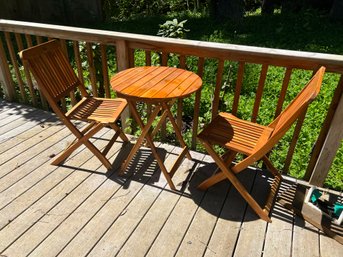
[59,39,73,109]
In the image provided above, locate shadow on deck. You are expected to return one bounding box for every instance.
[0,100,342,257]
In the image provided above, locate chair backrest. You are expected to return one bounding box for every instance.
[233,66,325,172]
[268,66,325,141]
[19,40,88,105]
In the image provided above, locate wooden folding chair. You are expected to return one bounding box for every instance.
[19,40,129,169]
[197,67,326,222]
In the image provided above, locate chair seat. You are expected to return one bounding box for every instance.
[66,97,128,124]
[198,112,273,155]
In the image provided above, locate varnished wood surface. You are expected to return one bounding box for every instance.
[0,101,342,257]
[19,40,128,170]
[111,66,202,102]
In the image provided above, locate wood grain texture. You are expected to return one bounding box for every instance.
[111,66,202,102]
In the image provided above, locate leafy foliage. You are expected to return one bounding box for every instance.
[157,19,190,38]
[98,7,343,190]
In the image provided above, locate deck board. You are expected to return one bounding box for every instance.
[0,100,342,257]
[203,169,255,257]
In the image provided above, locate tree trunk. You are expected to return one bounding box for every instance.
[330,0,343,21]
[212,0,244,22]
[262,0,275,14]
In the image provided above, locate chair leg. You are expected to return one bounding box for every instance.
[199,140,272,222]
[84,140,112,169]
[102,129,121,156]
[198,172,227,190]
[198,150,237,190]
[262,156,280,177]
[102,123,129,157]
[52,123,112,169]
[109,123,129,142]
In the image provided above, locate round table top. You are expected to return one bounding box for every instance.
[110,66,202,102]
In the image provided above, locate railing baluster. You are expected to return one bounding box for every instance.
[179,55,186,68]
[251,64,268,122]
[0,38,15,101]
[160,52,169,140]
[115,40,130,130]
[86,42,98,97]
[100,44,110,98]
[20,33,38,106]
[161,52,168,66]
[232,61,245,116]
[191,57,205,149]
[145,50,151,66]
[73,41,84,85]
[145,51,152,117]
[4,32,26,102]
[129,48,135,67]
[36,36,43,44]
[212,59,224,119]
[177,55,187,131]
[25,34,33,47]
[15,33,24,50]
[274,67,292,118]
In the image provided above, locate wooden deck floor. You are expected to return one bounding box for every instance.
[0,100,342,257]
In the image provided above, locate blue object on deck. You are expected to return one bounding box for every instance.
[333,203,343,217]
[310,189,322,203]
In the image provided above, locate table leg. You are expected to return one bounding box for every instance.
[127,101,176,190]
[161,102,192,160]
[120,102,161,173]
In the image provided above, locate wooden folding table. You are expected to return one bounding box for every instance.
[111,66,202,189]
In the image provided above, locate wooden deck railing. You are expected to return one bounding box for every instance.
[0,19,342,186]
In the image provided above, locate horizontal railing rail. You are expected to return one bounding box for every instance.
[0,19,342,186]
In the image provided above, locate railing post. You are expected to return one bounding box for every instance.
[309,89,343,186]
[116,40,130,131]
[305,76,343,181]
[0,39,15,101]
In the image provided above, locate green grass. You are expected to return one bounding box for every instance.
[92,9,343,190]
